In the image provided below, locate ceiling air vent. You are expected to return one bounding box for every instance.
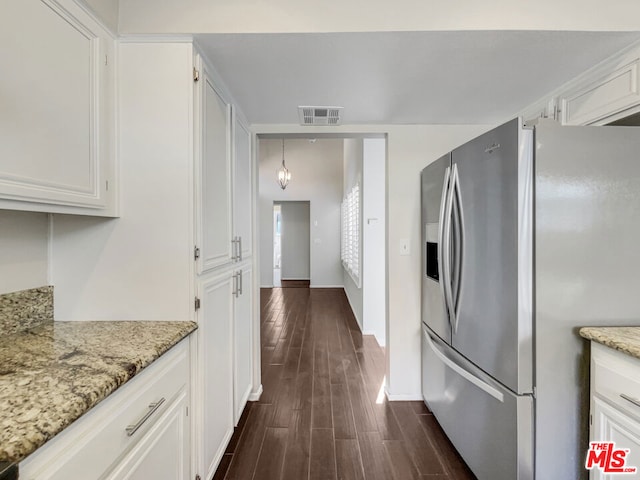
[298,106,343,126]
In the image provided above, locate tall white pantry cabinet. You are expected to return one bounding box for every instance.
[50,40,258,480]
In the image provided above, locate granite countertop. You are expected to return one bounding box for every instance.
[0,320,197,465]
[580,326,640,360]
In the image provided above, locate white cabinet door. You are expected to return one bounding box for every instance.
[590,396,640,480]
[196,58,233,273]
[197,272,234,478]
[559,59,640,126]
[0,0,115,214]
[104,391,190,480]
[233,266,253,423]
[233,112,253,260]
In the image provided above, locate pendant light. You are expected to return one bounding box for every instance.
[277,138,291,190]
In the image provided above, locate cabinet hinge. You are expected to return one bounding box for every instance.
[193,67,200,82]
[194,246,200,260]
[186,406,189,417]
[590,413,592,426]
[105,180,109,191]
[194,297,201,311]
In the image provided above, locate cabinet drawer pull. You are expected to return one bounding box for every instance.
[620,393,640,408]
[125,398,166,436]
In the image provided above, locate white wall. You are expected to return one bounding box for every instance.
[342,139,363,328]
[0,211,49,295]
[118,0,640,33]
[254,124,491,399]
[83,0,119,32]
[259,138,343,288]
[51,43,195,321]
[279,201,310,280]
[362,138,386,347]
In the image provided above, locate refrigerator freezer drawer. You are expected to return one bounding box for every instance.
[422,326,534,480]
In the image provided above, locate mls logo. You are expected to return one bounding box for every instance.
[585,442,638,474]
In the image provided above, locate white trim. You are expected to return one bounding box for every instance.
[260,284,274,288]
[72,0,117,38]
[363,329,387,347]
[310,284,344,288]
[343,286,362,330]
[281,278,310,281]
[248,384,263,401]
[118,34,195,44]
[384,388,423,402]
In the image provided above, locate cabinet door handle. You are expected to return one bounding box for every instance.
[232,272,238,297]
[125,398,165,436]
[238,236,243,262]
[233,272,242,298]
[620,393,640,409]
[239,270,243,295]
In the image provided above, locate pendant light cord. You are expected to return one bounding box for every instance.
[282,138,286,168]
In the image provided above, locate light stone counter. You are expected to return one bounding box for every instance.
[0,320,197,464]
[579,326,640,360]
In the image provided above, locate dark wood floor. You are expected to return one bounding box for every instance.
[214,287,476,480]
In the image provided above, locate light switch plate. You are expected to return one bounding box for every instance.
[400,239,410,256]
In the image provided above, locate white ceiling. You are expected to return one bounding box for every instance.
[195,31,640,125]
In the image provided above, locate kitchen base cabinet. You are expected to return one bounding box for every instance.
[104,390,190,480]
[591,397,640,480]
[589,342,640,480]
[19,340,191,480]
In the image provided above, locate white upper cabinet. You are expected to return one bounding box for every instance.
[519,41,640,126]
[195,57,233,273]
[0,0,116,215]
[233,110,253,260]
[558,58,640,126]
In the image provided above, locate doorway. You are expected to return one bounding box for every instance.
[273,201,311,288]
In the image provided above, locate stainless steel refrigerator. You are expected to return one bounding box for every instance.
[421,118,640,480]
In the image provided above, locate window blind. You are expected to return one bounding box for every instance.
[341,183,360,286]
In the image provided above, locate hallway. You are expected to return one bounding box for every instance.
[214,287,476,480]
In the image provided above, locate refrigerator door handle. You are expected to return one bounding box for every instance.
[442,169,455,326]
[438,166,452,323]
[423,327,504,403]
[451,164,465,333]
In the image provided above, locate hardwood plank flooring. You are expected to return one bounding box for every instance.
[215,287,476,480]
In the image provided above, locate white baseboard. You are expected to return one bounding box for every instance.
[260,284,273,288]
[310,284,344,288]
[248,384,263,401]
[281,278,310,281]
[384,387,424,402]
[361,330,386,348]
